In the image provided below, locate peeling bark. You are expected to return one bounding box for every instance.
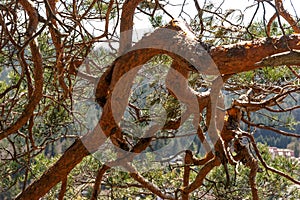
[255,50,300,66]
[210,35,300,74]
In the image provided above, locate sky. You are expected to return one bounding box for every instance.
[134,0,300,29]
[94,0,300,52]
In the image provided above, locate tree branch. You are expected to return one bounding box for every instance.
[0,0,43,140]
[244,132,300,185]
[15,17,300,199]
[255,50,300,66]
[125,163,176,200]
[119,0,144,54]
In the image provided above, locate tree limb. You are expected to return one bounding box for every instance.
[0,0,43,140]
[255,50,300,66]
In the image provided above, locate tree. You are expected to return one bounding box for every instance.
[0,0,299,199]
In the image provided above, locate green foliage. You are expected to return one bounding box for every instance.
[230,71,255,84]
[0,151,60,199]
[244,20,294,40]
[204,143,300,199]
[149,15,164,28]
[38,33,56,57]
[30,154,60,179]
[44,143,297,199]
[1,1,300,199]
[287,139,300,157]
[230,66,295,85]
[0,79,7,93]
[260,66,293,83]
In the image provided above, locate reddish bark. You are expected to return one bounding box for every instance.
[211,34,300,75]
[15,138,90,200]
[14,12,300,200]
[0,0,43,140]
[119,0,144,54]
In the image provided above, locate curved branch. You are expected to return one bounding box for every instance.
[119,0,144,54]
[125,163,176,200]
[234,87,300,111]
[15,19,300,199]
[0,0,43,140]
[45,0,69,98]
[19,0,38,36]
[274,0,300,33]
[267,13,277,36]
[183,156,221,194]
[91,165,110,200]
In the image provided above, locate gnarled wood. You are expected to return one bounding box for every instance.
[14,10,300,200]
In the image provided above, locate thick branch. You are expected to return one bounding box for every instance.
[16,123,107,200]
[91,165,110,200]
[119,0,144,54]
[16,19,300,199]
[15,138,90,200]
[58,177,67,200]
[183,156,221,193]
[255,50,300,66]
[211,34,300,74]
[19,0,38,36]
